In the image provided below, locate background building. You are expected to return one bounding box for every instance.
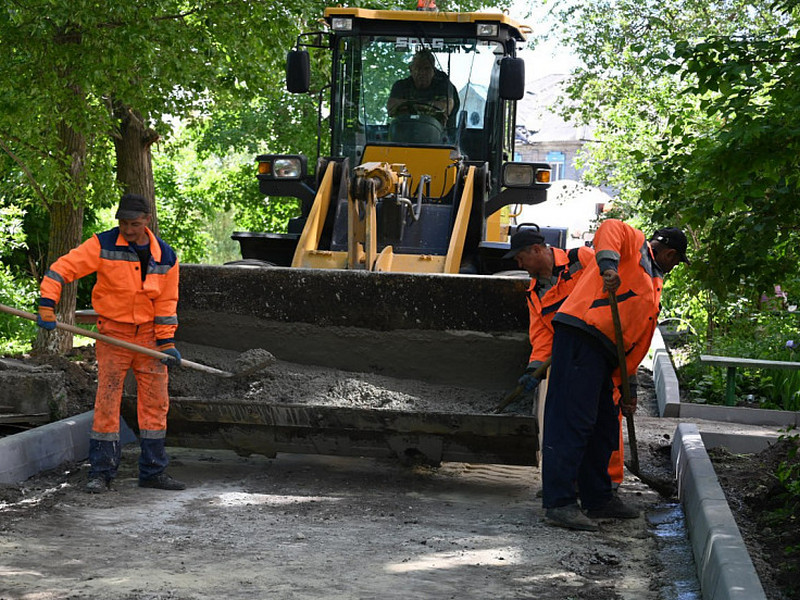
[512,73,613,248]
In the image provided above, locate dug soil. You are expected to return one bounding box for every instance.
[708,439,800,599]
[0,344,793,599]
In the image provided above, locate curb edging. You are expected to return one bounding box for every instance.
[0,411,135,485]
[673,423,767,600]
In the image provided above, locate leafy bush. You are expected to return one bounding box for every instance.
[672,296,800,409]
[0,263,36,354]
[153,120,303,265]
[0,204,37,353]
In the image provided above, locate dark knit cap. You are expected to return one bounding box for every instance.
[115,194,151,220]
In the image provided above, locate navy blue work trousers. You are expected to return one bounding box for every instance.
[89,437,169,482]
[541,324,619,511]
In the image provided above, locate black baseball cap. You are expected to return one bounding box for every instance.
[503,227,546,259]
[115,194,151,220]
[651,227,690,264]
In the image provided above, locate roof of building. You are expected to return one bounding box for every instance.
[516,73,594,144]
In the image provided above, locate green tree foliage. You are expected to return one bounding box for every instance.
[0,0,320,202]
[642,6,800,303]
[545,0,783,207]
[542,0,798,336]
[0,205,36,353]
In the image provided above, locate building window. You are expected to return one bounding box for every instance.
[546,151,565,180]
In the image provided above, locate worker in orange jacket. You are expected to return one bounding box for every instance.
[37,194,185,494]
[541,219,689,531]
[505,225,594,391]
[505,226,625,490]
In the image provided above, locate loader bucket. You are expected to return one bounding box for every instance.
[122,264,538,466]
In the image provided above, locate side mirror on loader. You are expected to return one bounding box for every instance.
[499,57,525,101]
[286,49,310,94]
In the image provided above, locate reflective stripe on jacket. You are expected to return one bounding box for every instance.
[40,227,179,343]
[526,245,595,368]
[552,219,663,376]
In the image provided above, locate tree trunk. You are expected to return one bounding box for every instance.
[32,121,87,355]
[113,101,160,235]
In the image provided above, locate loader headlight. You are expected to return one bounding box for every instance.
[331,17,353,31]
[476,23,499,38]
[502,162,552,188]
[256,155,307,180]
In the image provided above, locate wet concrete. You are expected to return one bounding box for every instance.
[177,314,530,391]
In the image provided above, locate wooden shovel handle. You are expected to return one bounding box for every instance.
[494,357,552,413]
[0,303,233,378]
[607,291,640,475]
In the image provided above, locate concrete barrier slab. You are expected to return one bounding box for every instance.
[700,431,779,454]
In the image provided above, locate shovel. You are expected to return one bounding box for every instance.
[607,290,640,475]
[0,303,273,379]
[494,357,552,413]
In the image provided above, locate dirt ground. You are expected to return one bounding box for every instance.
[0,345,790,599]
[708,439,800,600]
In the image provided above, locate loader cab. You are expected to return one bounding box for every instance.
[326,16,523,199]
[250,9,549,273]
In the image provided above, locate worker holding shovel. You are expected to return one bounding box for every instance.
[37,193,186,494]
[541,219,689,531]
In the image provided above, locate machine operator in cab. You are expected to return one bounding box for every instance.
[387,49,460,139]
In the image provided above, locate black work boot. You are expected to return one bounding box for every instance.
[85,476,110,494]
[545,504,599,531]
[139,472,186,490]
[586,495,639,519]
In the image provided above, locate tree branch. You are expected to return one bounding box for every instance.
[0,138,50,208]
[95,6,204,30]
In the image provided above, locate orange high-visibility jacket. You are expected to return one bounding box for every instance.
[552,219,663,376]
[526,245,595,370]
[40,227,179,344]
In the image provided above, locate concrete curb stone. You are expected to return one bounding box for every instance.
[0,411,135,485]
[673,423,767,600]
[651,328,775,600]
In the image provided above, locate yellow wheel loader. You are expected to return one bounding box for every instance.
[126,8,560,466]
[238,7,554,274]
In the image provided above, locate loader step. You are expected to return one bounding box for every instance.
[123,396,538,466]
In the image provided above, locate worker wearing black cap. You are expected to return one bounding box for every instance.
[38,193,185,494]
[541,219,689,531]
[503,226,595,399]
